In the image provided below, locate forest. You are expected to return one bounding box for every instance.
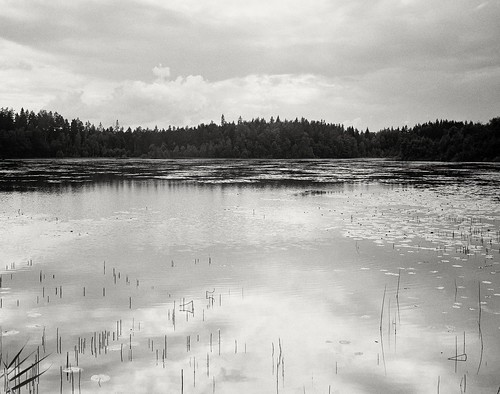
[1,107,499,161]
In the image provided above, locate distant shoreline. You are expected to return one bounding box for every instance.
[3,158,500,166]
[1,108,499,162]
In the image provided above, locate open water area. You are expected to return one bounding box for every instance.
[0,158,499,393]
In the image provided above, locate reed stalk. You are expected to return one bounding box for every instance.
[396,269,401,324]
[379,285,387,375]
[476,282,483,375]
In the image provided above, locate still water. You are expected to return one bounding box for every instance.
[1,159,499,393]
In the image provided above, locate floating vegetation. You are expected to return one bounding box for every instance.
[90,374,110,386]
[62,366,82,373]
[1,330,19,337]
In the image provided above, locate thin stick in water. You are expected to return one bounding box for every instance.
[476,282,484,375]
[379,285,387,375]
[396,269,401,324]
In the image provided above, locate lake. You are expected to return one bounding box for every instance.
[1,159,499,393]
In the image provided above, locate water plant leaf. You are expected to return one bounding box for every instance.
[91,374,111,385]
[13,349,38,371]
[10,369,48,392]
[6,343,26,370]
[9,353,50,382]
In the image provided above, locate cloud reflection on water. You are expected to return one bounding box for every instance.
[0,159,499,393]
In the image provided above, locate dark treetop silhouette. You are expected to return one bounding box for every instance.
[1,108,499,161]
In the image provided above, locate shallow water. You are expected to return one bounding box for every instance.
[1,159,499,393]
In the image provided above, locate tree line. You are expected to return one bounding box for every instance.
[1,108,499,161]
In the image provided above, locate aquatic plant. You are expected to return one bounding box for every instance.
[0,344,49,393]
[90,373,110,387]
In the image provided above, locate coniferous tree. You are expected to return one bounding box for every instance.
[0,108,498,161]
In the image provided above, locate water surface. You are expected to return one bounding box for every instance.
[1,159,499,393]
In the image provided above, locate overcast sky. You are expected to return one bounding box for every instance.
[1,0,499,131]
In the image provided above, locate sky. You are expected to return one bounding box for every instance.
[1,0,499,131]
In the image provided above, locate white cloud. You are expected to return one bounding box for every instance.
[3,55,495,133]
[1,0,499,130]
[48,68,340,128]
[0,38,86,110]
[152,65,171,80]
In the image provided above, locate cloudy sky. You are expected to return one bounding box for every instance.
[1,0,499,131]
